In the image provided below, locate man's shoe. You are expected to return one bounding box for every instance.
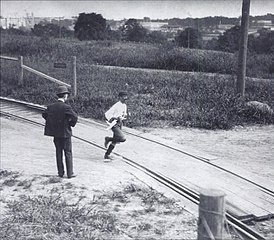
[68,174,76,179]
[104,154,114,162]
[104,137,110,148]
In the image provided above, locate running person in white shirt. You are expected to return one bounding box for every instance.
[104,91,128,160]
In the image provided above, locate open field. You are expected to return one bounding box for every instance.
[1,33,274,79]
[1,59,274,130]
[1,33,274,130]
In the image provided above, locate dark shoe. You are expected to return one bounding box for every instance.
[58,175,64,178]
[104,137,110,148]
[104,154,114,162]
[68,174,76,179]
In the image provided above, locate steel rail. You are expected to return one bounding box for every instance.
[1,96,274,199]
[124,130,274,197]
[0,101,268,240]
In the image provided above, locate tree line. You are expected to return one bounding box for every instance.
[1,12,273,55]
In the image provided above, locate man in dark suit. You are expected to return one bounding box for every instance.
[42,85,78,178]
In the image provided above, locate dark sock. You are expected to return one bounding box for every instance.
[105,144,115,156]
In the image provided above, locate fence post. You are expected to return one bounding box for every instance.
[197,189,225,240]
[19,56,24,86]
[71,56,77,97]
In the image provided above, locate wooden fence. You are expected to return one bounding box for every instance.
[0,55,77,96]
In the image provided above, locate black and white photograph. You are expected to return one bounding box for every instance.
[1,0,274,239]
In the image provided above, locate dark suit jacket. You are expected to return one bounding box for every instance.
[42,100,78,138]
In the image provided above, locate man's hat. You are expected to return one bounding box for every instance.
[57,85,70,96]
[118,91,127,97]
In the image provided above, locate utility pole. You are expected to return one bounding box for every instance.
[59,17,62,38]
[236,0,250,96]
[187,28,190,48]
[58,17,64,38]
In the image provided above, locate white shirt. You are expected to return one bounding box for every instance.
[105,101,127,121]
[58,98,65,102]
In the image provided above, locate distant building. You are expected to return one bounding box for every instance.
[250,19,274,32]
[216,23,237,34]
[202,33,220,41]
[252,19,272,28]
[202,18,274,41]
[107,19,126,30]
[160,24,184,33]
[0,17,8,29]
[0,13,74,30]
[140,21,169,31]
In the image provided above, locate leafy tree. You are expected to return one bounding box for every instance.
[31,23,73,38]
[168,16,239,29]
[204,37,219,50]
[32,23,59,37]
[216,25,241,53]
[213,25,274,54]
[145,31,167,44]
[121,18,148,42]
[0,26,30,36]
[74,12,108,41]
[106,29,122,41]
[249,29,274,54]
[175,27,202,48]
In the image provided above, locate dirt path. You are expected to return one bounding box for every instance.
[0,116,198,239]
[1,116,274,239]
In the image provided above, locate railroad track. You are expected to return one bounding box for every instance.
[0,96,271,240]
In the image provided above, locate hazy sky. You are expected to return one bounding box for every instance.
[1,0,274,19]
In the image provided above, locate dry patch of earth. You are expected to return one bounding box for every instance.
[1,116,274,239]
[0,116,196,240]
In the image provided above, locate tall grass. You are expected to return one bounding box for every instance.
[0,180,194,240]
[1,34,274,129]
[1,33,273,78]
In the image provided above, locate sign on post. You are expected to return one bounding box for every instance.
[54,62,67,69]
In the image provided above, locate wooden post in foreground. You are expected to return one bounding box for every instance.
[197,189,225,240]
[19,56,24,86]
[71,56,77,97]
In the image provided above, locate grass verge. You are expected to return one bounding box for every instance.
[0,170,197,240]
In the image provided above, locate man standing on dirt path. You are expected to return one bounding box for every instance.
[42,85,78,178]
[104,91,128,162]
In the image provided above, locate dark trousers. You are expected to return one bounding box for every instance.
[112,125,126,143]
[105,125,126,156]
[53,137,73,177]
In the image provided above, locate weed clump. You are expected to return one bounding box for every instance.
[0,194,118,240]
[0,182,197,240]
